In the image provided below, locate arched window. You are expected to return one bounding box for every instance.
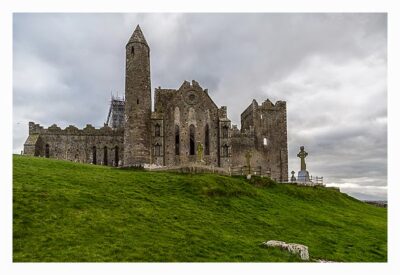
[155,124,161,137]
[189,124,195,155]
[154,143,161,157]
[75,149,79,161]
[103,146,108,165]
[131,46,134,55]
[45,144,50,158]
[222,144,229,157]
[92,146,97,164]
[175,125,180,155]
[222,125,229,138]
[114,146,119,167]
[204,124,210,155]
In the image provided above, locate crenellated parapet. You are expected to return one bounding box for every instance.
[28,121,124,136]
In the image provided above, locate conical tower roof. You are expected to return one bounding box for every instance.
[127,25,148,46]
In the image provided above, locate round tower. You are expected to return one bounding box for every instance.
[123,25,152,166]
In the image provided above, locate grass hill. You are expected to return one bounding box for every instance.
[13,155,387,262]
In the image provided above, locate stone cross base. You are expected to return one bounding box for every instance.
[297,170,310,182]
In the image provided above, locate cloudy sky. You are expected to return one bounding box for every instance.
[13,13,387,200]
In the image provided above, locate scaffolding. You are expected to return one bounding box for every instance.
[106,94,125,129]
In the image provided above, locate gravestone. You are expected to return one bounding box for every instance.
[290,171,296,182]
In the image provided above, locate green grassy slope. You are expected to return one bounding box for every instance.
[13,155,387,262]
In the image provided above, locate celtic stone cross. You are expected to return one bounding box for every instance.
[297,146,308,171]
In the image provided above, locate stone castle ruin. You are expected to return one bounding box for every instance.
[24,25,289,182]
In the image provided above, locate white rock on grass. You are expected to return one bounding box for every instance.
[262,240,309,261]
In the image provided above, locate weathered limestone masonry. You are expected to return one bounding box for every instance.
[231,99,288,181]
[24,122,123,166]
[152,80,231,168]
[123,25,152,166]
[23,24,288,181]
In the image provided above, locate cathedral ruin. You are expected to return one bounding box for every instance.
[23,25,289,182]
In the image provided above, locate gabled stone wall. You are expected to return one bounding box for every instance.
[152,80,229,167]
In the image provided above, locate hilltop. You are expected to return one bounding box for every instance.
[13,155,387,262]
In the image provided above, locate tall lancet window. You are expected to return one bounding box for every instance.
[114,146,119,167]
[92,146,97,164]
[189,124,195,155]
[45,144,50,158]
[175,125,180,155]
[103,146,108,166]
[205,124,210,155]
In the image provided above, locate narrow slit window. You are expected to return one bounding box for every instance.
[189,124,195,155]
[205,124,210,155]
[175,125,180,155]
[114,146,119,167]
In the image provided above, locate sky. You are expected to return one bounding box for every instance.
[12,13,387,200]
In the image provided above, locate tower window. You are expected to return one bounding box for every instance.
[175,125,180,155]
[155,124,161,137]
[205,124,210,155]
[131,46,134,55]
[137,99,139,104]
[189,124,195,155]
[263,137,268,146]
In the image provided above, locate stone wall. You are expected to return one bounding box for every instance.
[24,122,124,166]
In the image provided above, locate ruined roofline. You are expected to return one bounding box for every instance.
[240,98,286,119]
[154,87,177,93]
[28,122,123,136]
[155,80,219,111]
